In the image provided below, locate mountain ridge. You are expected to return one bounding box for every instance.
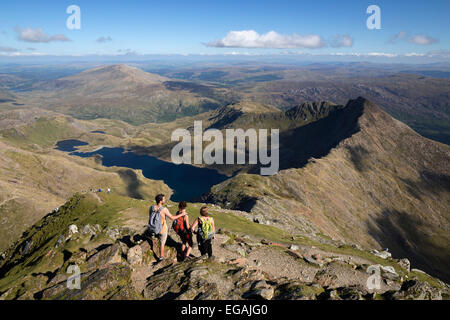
[204,97,450,282]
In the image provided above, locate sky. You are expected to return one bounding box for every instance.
[0,0,449,62]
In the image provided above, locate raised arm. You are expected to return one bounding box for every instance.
[164,208,186,220]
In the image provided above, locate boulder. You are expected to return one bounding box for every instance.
[87,243,122,270]
[127,245,143,266]
[243,287,274,300]
[398,258,411,272]
[388,280,442,300]
[68,225,78,236]
[374,250,391,259]
[336,287,363,300]
[81,225,97,237]
[105,227,120,241]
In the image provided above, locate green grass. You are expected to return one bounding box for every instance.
[1,117,81,148]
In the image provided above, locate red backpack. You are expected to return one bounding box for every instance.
[172,214,187,235]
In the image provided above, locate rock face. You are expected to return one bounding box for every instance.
[386,280,443,300]
[87,244,122,270]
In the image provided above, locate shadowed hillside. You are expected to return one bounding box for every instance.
[205,97,450,283]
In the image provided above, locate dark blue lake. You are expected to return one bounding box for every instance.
[55,140,228,202]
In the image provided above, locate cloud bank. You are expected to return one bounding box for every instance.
[206,30,326,49]
[14,27,70,43]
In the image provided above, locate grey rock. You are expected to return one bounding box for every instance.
[398,258,411,272]
[244,287,274,300]
[68,225,78,236]
[389,280,442,300]
[127,245,142,265]
[81,224,97,237]
[237,247,246,257]
[87,243,122,270]
[105,227,120,240]
[374,250,391,259]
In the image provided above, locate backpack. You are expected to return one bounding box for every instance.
[198,217,213,241]
[148,205,164,235]
[172,214,187,235]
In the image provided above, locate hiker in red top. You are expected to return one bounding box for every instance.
[172,201,194,261]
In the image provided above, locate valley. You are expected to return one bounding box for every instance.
[0,63,448,300]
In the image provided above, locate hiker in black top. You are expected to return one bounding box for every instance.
[172,201,194,261]
[191,206,215,258]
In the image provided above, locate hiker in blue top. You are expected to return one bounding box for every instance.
[191,206,215,258]
[147,194,186,263]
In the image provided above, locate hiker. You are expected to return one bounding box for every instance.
[172,201,194,261]
[191,206,215,258]
[147,194,186,263]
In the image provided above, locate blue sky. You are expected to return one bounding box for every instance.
[0,0,449,61]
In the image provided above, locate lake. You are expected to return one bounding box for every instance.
[55,140,228,202]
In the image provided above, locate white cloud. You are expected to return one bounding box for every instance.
[14,27,70,43]
[388,31,438,45]
[404,52,426,57]
[329,52,398,58]
[367,52,398,58]
[408,34,438,45]
[206,30,325,49]
[330,34,353,48]
[97,36,112,43]
[388,31,408,44]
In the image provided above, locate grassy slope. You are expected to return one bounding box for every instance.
[0,110,173,252]
[0,192,444,295]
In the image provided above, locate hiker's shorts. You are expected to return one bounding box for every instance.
[180,231,194,247]
[158,232,168,246]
